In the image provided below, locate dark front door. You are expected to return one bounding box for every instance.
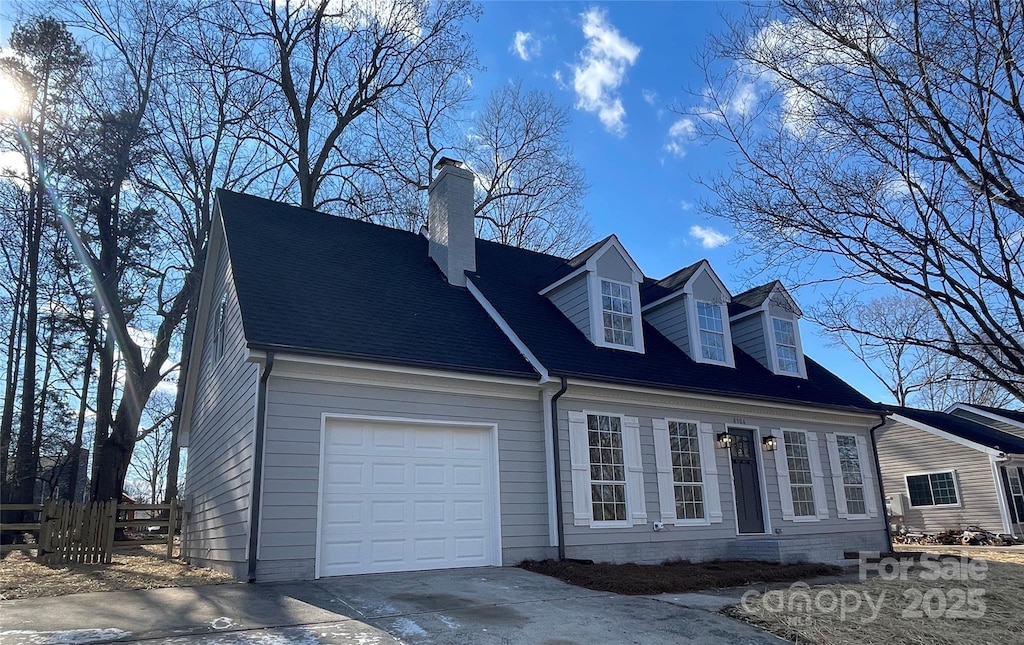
[730,428,765,534]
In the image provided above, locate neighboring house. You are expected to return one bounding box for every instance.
[34,449,89,503]
[876,406,1024,537]
[179,159,889,582]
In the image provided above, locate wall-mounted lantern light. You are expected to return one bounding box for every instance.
[716,432,733,449]
[762,435,779,452]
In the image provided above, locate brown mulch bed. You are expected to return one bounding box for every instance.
[0,543,235,600]
[518,558,843,595]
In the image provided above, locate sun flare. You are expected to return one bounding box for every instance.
[0,72,23,116]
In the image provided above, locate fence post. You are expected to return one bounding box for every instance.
[104,500,117,564]
[38,499,52,564]
[166,499,178,560]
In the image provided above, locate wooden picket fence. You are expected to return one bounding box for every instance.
[0,499,179,565]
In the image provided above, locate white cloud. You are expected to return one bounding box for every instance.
[679,199,694,211]
[642,89,658,106]
[664,117,697,157]
[571,8,640,136]
[511,31,541,61]
[689,225,730,249]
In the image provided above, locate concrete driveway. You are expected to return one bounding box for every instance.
[0,567,787,644]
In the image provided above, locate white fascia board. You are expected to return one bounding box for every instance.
[889,413,1004,457]
[456,278,550,383]
[945,404,1024,431]
[691,261,733,301]
[587,235,644,283]
[179,203,228,441]
[539,266,587,296]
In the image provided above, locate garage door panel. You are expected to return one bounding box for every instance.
[319,419,499,576]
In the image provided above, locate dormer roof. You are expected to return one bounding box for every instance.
[730,280,803,318]
[640,260,730,311]
[540,234,643,294]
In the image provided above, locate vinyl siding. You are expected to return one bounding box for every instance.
[645,299,691,358]
[595,247,634,283]
[547,274,590,339]
[256,368,550,581]
[556,394,887,564]
[182,242,259,578]
[876,421,1003,533]
[732,313,769,370]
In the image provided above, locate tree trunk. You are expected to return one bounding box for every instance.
[163,290,198,504]
[0,239,27,501]
[65,315,97,501]
[90,325,115,496]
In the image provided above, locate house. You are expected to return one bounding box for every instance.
[179,159,889,582]
[875,405,1024,538]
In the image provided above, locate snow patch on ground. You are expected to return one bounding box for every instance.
[389,617,427,637]
[210,617,235,630]
[437,615,459,630]
[0,628,132,644]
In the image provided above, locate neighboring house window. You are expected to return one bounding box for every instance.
[906,471,959,507]
[772,317,799,374]
[696,301,726,362]
[587,413,626,522]
[669,421,704,520]
[783,430,816,517]
[836,435,865,515]
[214,295,227,363]
[600,280,634,347]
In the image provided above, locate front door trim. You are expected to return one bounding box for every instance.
[726,425,772,536]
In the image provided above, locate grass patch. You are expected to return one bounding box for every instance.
[0,543,234,600]
[518,558,843,595]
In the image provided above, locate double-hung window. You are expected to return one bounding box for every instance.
[601,280,634,348]
[783,431,816,517]
[772,317,799,374]
[587,413,627,522]
[835,435,866,515]
[906,471,959,507]
[668,421,704,520]
[696,301,726,362]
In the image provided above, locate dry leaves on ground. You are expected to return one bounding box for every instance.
[728,549,1024,645]
[0,544,234,600]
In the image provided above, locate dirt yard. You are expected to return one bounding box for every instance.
[518,558,843,595]
[727,546,1024,645]
[0,544,235,600]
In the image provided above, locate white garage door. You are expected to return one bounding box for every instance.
[318,418,500,577]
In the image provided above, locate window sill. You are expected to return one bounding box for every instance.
[788,516,821,523]
[589,520,633,529]
[668,518,712,527]
[907,503,961,509]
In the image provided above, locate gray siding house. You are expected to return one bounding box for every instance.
[180,159,889,582]
[876,406,1024,538]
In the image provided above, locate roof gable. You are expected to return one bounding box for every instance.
[541,234,643,294]
[887,405,1024,455]
[640,260,730,311]
[730,281,803,318]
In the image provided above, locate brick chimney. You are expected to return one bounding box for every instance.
[427,157,476,286]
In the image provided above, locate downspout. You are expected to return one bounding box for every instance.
[868,413,893,554]
[550,376,568,561]
[247,351,274,582]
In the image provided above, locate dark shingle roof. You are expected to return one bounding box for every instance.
[964,404,1024,425]
[469,240,877,411]
[888,405,1024,454]
[217,190,878,412]
[729,281,781,317]
[639,261,703,305]
[216,190,537,379]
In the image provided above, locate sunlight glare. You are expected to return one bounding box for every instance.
[0,72,22,116]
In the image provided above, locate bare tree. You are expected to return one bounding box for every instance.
[693,0,1024,401]
[466,82,590,256]
[819,292,1017,409]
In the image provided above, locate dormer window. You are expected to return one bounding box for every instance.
[696,301,727,363]
[772,317,799,374]
[601,279,635,347]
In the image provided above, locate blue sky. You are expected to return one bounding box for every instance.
[466,1,892,403]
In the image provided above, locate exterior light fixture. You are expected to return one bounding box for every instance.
[762,435,779,452]
[716,432,733,449]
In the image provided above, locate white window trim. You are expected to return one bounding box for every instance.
[904,470,962,509]
[775,428,829,522]
[652,418,723,526]
[768,315,806,378]
[825,433,878,520]
[589,274,645,353]
[567,411,646,528]
[686,297,735,367]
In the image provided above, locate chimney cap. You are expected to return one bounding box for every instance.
[434,156,464,170]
